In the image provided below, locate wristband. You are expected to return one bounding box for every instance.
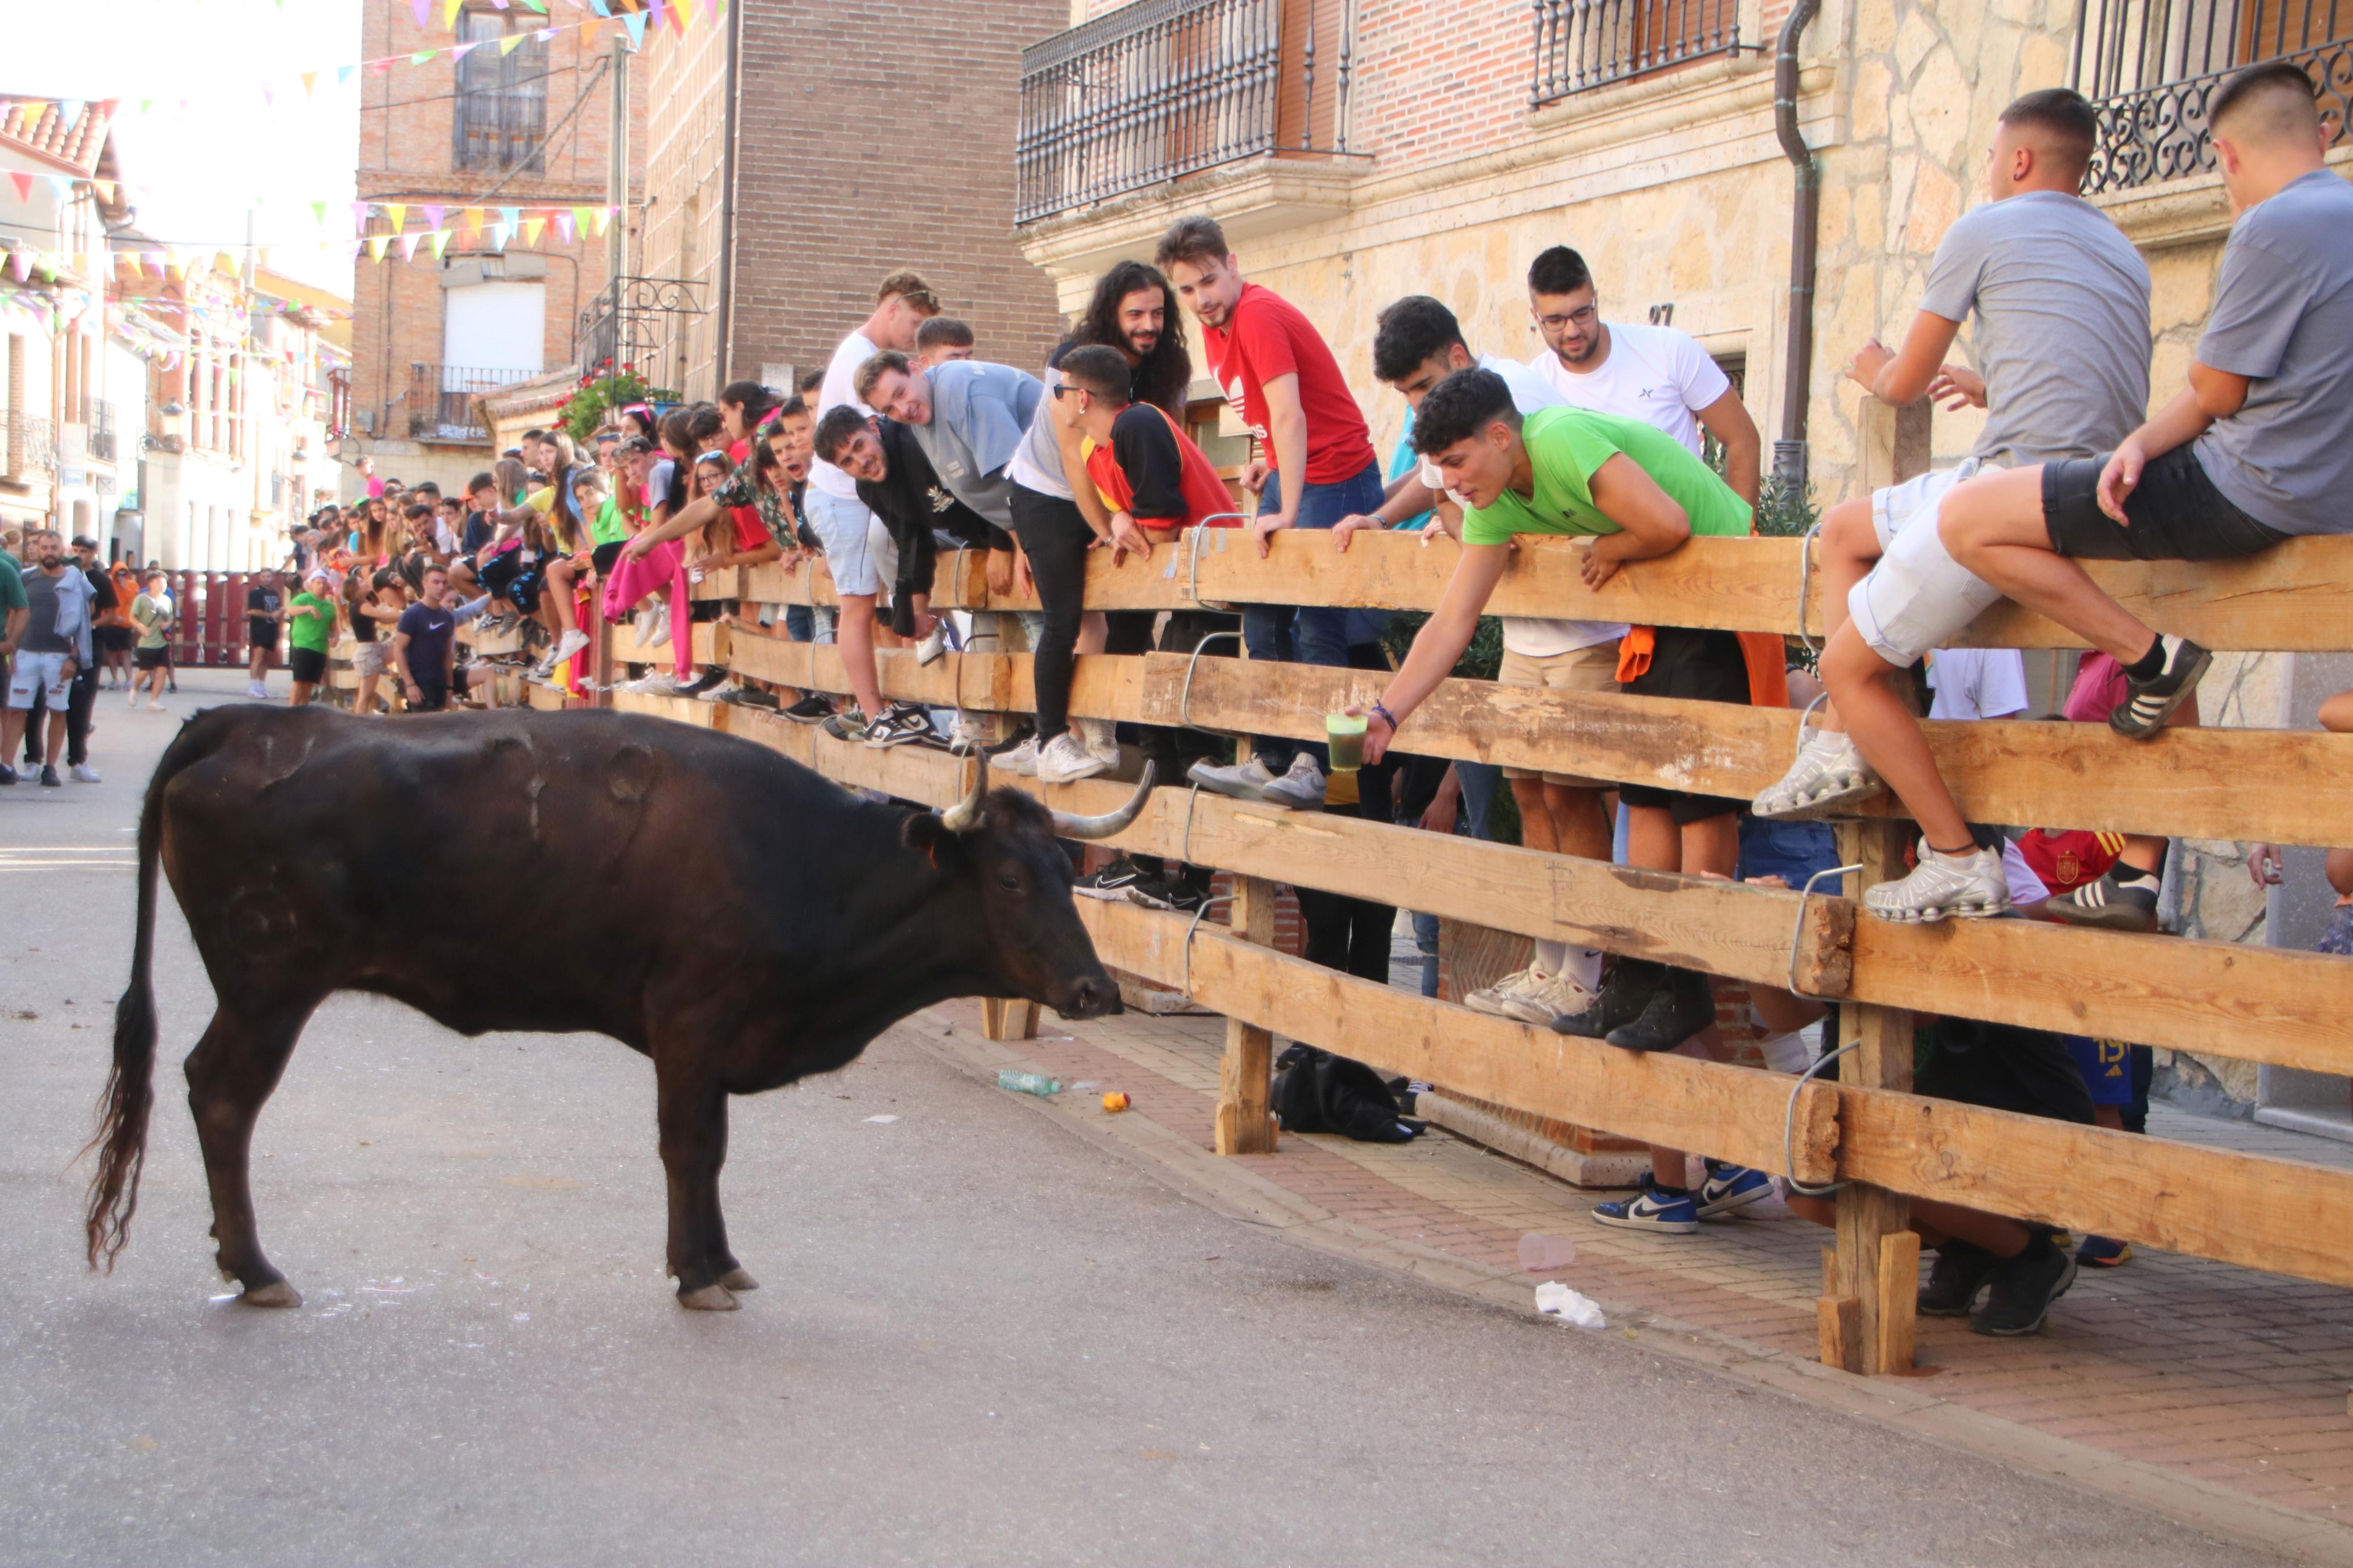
[1369,702,1399,731]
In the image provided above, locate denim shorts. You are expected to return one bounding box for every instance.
[2043,445,2288,562]
[805,487,882,597]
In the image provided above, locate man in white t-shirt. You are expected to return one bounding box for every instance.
[807,269,939,742]
[1525,246,1761,503]
[1334,294,1623,1027]
[1925,647,2030,721]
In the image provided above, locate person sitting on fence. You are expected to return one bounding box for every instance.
[1825,64,2351,923]
[1334,294,1626,1030]
[1747,89,2152,888]
[915,315,975,368]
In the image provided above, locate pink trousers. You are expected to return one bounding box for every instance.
[601,540,693,681]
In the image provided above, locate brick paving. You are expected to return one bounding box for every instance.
[927,994,2353,1536]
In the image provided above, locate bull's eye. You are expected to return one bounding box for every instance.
[998,870,1024,893]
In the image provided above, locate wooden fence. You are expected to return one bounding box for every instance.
[499,517,2353,1379]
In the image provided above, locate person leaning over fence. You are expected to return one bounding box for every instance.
[1825,63,2349,923]
[915,315,975,368]
[1159,214,1382,813]
[1747,87,2157,926]
[1333,294,1626,1030]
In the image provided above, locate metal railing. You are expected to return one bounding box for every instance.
[86,402,115,463]
[1015,0,1355,224]
[2072,0,2351,193]
[1530,0,1744,106]
[573,275,704,381]
[2,413,55,479]
[407,364,537,442]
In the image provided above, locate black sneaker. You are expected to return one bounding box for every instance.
[863,702,935,749]
[38,765,61,788]
[679,668,727,698]
[1603,965,1716,1053]
[782,694,835,724]
[1127,876,1206,916]
[1073,857,1148,901]
[1971,1241,2077,1337]
[0,763,15,785]
[715,686,780,709]
[2110,637,2209,738]
[1550,959,1664,1039]
[1918,1239,1999,1317]
[983,721,1038,758]
[2043,869,2162,932]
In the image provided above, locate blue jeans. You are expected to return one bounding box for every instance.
[1411,761,1500,996]
[1245,460,1383,770]
[784,603,815,643]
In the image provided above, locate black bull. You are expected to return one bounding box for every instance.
[84,705,1151,1311]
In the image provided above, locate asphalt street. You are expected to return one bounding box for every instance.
[0,670,2292,1566]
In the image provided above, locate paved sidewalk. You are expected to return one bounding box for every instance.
[911,995,2353,1563]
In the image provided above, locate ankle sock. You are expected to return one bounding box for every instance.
[2122,638,2166,682]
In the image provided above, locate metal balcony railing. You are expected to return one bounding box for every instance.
[86,401,116,463]
[2073,0,2351,193]
[2,413,55,479]
[1015,0,1355,225]
[407,364,537,442]
[1529,0,1744,106]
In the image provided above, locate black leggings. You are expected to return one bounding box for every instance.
[1010,483,1094,739]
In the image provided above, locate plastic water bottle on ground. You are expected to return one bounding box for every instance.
[998,1070,1061,1097]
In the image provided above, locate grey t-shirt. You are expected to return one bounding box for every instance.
[907,361,1041,528]
[20,568,67,653]
[1918,191,2152,467]
[2192,170,2353,537]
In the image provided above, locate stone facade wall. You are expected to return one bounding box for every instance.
[638,0,730,401]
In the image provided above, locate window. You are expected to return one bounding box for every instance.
[454,10,548,173]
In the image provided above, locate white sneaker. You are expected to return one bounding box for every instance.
[915,622,949,666]
[622,670,684,695]
[995,735,1042,778]
[69,763,101,784]
[952,711,991,748]
[650,603,673,648]
[699,679,743,704]
[1862,840,2011,923]
[1504,970,1598,1027]
[1078,717,1120,769]
[633,604,661,644]
[1258,752,1327,810]
[548,628,591,667]
[147,699,164,711]
[1752,726,1880,820]
[125,691,137,709]
[1037,731,1109,785]
[1464,967,1542,1018]
[247,680,269,699]
[1187,756,1275,800]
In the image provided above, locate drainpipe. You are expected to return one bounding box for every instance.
[1773,0,1821,496]
[714,0,739,393]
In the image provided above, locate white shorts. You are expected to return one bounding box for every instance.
[867,513,900,607]
[353,641,393,678]
[805,488,881,598]
[6,650,70,709]
[1847,458,2005,669]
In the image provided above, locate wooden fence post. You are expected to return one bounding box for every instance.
[1826,817,1916,1374]
[1214,873,1280,1154]
[980,997,1039,1041]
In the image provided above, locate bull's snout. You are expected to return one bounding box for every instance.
[1054,975,1123,1020]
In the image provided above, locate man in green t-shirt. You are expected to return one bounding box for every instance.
[1356,366,1755,1056]
[285,570,337,706]
[0,543,27,700]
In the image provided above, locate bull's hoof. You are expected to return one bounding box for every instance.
[718,1268,760,1293]
[676,1282,739,1312]
[239,1280,303,1310]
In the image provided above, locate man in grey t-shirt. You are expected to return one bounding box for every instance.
[856,352,1039,531]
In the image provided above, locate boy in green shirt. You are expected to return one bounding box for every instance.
[286,570,337,706]
[1357,366,1754,1064]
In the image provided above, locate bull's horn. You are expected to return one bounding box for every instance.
[942,746,989,833]
[1050,762,1156,841]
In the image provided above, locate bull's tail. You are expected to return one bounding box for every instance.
[83,732,178,1271]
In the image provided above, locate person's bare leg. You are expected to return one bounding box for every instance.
[545,562,579,637]
[1819,624,1975,853]
[1939,467,2157,664]
[1,706,24,760]
[1543,781,1613,861]
[42,707,66,766]
[1807,497,1882,737]
[835,592,885,718]
[1510,777,1557,853]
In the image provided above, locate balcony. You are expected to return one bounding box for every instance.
[86,402,116,464]
[1529,0,1745,106]
[2074,0,2352,193]
[1,413,55,482]
[1015,0,1358,226]
[409,364,538,442]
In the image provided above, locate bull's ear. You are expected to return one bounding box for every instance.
[903,810,971,870]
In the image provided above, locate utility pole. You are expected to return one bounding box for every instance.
[605,27,632,399]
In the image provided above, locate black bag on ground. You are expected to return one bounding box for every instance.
[1272,1044,1424,1143]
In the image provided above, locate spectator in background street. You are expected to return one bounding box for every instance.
[244,568,287,701]
[393,564,459,714]
[94,552,137,689]
[1158,214,1382,812]
[2,529,94,787]
[128,570,171,710]
[285,570,336,707]
[0,531,25,731]
[915,315,976,367]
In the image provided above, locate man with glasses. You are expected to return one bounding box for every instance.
[1525,246,1760,507]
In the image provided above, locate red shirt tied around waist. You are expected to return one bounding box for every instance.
[1084,402,1238,534]
[1201,282,1375,484]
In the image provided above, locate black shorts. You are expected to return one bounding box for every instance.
[592,541,626,575]
[407,681,449,713]
[288,647,327,684]
[478,548,524,601]
[507,563,549,613]
[1916,1018,2098,1125]
[1617,625,1748,824]
[2042,445,2290,562]
[133,646,167,670]
[249,623,281,652]
[97,625,133,653]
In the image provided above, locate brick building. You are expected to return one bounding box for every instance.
[635,0,1069,403]
[343,1,647,496]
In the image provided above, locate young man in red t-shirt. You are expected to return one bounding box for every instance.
[1156,215,1382,810]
